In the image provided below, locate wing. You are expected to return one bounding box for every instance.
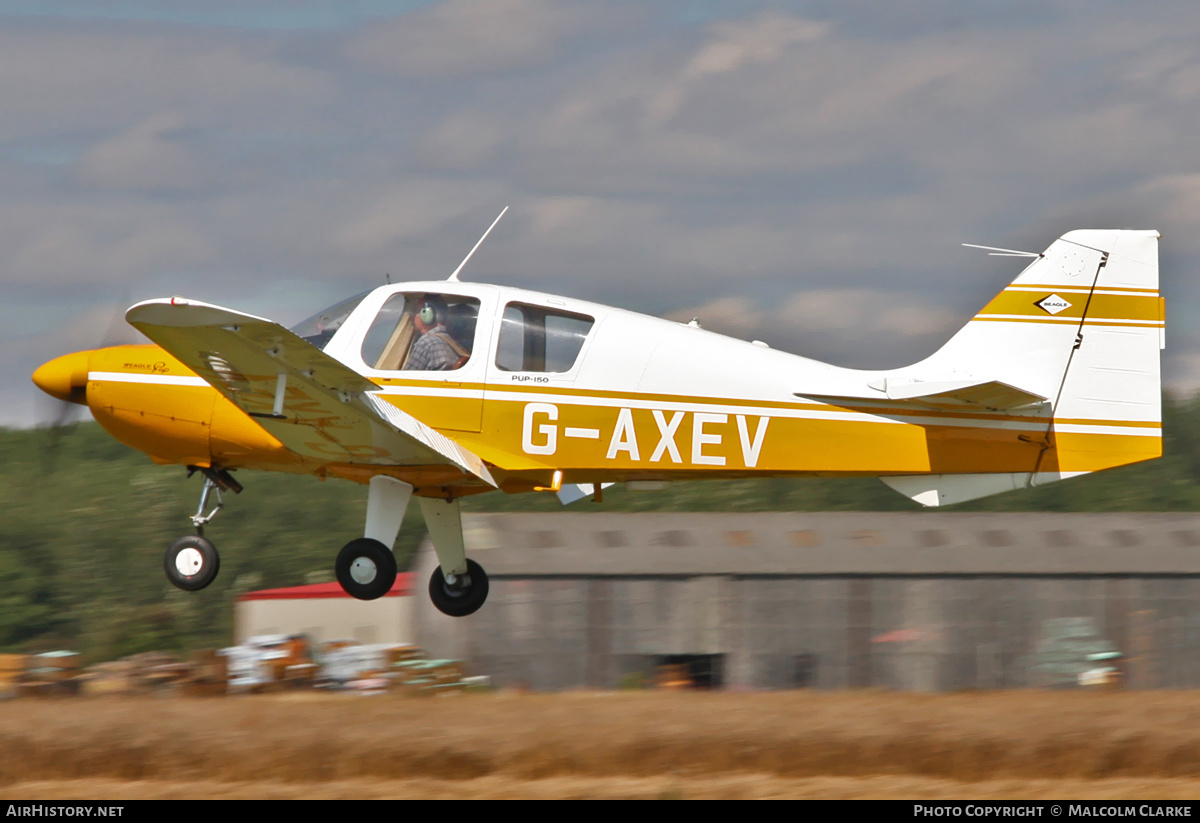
[126,297,496,487]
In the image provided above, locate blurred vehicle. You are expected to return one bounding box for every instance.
[1029,617,1123,687]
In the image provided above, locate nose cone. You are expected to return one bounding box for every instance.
[32,350,92,404]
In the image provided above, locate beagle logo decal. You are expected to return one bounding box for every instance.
[1036,294,1072,315]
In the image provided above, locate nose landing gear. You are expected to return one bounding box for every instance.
[164,534,220,591]
[164,467,241,592]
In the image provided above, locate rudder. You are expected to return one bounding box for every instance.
[1040,230,1162,475]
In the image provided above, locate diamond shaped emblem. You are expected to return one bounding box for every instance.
[1036,294,1071,315]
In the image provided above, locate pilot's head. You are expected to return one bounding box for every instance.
[416,295,448,330]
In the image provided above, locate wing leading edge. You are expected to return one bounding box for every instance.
[126,298,496,487]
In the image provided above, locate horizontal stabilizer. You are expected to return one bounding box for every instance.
[883,471,1089,507]
[556,482,615,505]
[884,379,1048,410]
[803,379,1047,411]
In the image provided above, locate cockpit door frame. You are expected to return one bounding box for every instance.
[330,284,498,434]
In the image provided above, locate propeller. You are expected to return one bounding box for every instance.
[33,293,139,472]
[35,389,85,474]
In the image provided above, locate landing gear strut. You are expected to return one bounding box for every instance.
[164,467,241,592]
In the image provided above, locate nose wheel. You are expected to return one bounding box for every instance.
[163,467,239,592]
[335,538,398,600]
[164,535,220,591]
[429,558,489,617]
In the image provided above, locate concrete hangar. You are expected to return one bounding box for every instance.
[413,512,1200,692]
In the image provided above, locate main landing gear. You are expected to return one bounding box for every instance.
[429,558,489,617]
[335,538,397,600]
[335,476,490,617]
[164,467,241,592]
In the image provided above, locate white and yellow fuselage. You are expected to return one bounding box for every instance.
[33,229,1163,506]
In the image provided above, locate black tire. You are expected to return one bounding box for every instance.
[164,535,220,592]
[336,538,397,601]
[429,558,489,617]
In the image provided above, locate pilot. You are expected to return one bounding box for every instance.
[404,295,467,371]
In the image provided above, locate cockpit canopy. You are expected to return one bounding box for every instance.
[291,285,597,374]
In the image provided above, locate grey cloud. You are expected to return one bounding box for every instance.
[8,3,1200,429]
[511,13,1030,181]
[665,289,962,369]
[0,27,333,139]
[344,0,593,77]
[419,111,508,170]
[334,178,507,254]
[76,113,201,191]
[646,12,831,124]
[0,200,214,287]
[441,4,1200,234]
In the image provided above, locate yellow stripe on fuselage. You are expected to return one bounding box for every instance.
[974,287,1162,325]
[378,379,1153,430]
[376,383,1159,478]
[82,351,1161,482]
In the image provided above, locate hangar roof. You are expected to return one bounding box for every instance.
[457,512,1200,576]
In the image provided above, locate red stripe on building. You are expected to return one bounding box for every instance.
[238,574,414,601]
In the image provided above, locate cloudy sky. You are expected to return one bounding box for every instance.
[6,1,1200,427]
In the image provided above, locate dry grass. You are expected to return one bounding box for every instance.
[6,776,1200,800]
[2,690,1200,799]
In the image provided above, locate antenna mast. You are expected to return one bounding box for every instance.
[962,242,1042,258]
[447,206,508,282]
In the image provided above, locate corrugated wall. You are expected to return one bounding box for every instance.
[413,514,1200,691]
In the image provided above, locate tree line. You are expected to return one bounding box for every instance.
[3,392,1198,659]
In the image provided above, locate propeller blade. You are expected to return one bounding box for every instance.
[35,391,83,474]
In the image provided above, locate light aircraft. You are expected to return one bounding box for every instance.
[31,219,1164,617]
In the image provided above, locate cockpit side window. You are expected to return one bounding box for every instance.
[290,291,370,351]
[361,292,480,372]
[496,303,594,372]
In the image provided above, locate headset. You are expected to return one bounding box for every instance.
[417,296,446,326]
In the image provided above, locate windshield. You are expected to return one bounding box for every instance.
[290,291,370,350]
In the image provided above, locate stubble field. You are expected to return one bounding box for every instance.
[1,690,1200,800]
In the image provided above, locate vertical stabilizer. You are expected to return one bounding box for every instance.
[882,229,1162,506]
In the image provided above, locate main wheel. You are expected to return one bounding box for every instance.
[429,558,489,617]
[164,535,220,592]
[336,538,397,601]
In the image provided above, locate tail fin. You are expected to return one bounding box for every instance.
[882,229,1162,506]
